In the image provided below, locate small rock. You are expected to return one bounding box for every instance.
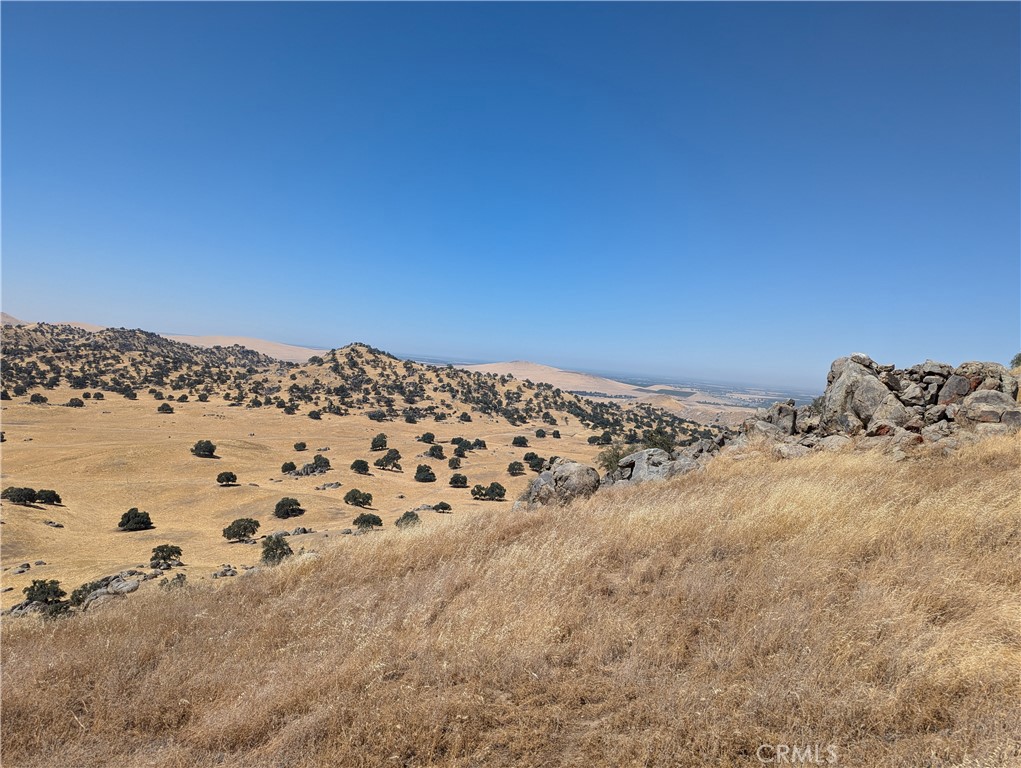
[33,560,45,566]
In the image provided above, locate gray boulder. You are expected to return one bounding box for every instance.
[937,374,972,405]
[872,393,911,427]
[603,448,698,486]
[955,390,1021,430]
[519,460,600,508]
[820,357,889,432]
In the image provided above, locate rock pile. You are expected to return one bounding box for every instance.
[515,459,600,509]
[743,354,1020,456]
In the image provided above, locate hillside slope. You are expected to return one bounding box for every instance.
[3,434,1018,767]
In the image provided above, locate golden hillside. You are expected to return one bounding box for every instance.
[2,434,1018,767]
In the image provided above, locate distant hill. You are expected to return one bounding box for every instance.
[163,334,329,363]
[1,312,25,325]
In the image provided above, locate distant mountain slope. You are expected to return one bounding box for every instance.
[164,334,329,363]
[1,312,25,325]
[0,322,717,442]
[461,361,643,399]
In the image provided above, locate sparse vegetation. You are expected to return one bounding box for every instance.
[261,535,292,565]
[343,489,373,508]
[191,439,216,458]
[151,544,182,562]
[353,512,382,530]
[395,510,421,529]
[216,471,237,486]
[471,482,506,501]
[117,508,153,531]
[273,497,304,519]
[222,518,260,542]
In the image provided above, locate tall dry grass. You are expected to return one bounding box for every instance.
[2,435,1019,767]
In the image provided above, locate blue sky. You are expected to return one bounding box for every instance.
[2,2,1018,389]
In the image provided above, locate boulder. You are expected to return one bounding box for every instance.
[872,394,911,427]
[819,358,889,432]
[603,449,698,486]
[956,390,1021,430]
[519,460,600,507]
[107,579,139,595]
[762,400,797,435]
[818,435,852,452]
[773,443,811,460]
[954,362,1019,400]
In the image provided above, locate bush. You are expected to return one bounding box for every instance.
[177,394,188,402]
[281,461,297,473]
[23,579,65,604]
[449,473,468,488]
[552,430,561,439]
[70,579,106,606]
[157,403,175,414]
[2,487,37,505]
[535,429,546,438]
[471,482,506,501]
[350,459,370,475]
[507,461,525,476]
[419,432,435,444]
[527,456,546,473]
[216,471,237,486]
[373,448,402,472]
[597,444,633,473]
[414,464,436,483]
[353,512,383,530]
[312,454,331,471]
[459,412,472,422]
[642,426,675,453]
[472,439,487,450]
[433,501,452,513]
[152,544,182,562]
[191,440,216,458]
[370,433,388,451]
[426,444,445,460]
[30,393,47,404]
[1012,352,1021,369]
[294,442,307,452]
[344,489,373,508]
[274,497,304,519]
[587,431,613,446]
[66,397,85,408]
[262,536,293,565]
[118,508,153,531]
[453,445,467,459]
[223,518,260,541]
[448,457,461,470]
[395,510,421,529]
[512,436,529,447]
[308,410,322,420]
[197,393,209,402]
[36,489,61,504]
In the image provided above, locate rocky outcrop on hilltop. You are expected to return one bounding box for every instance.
[743,354,1020,456]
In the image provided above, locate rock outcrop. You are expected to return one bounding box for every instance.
[516,459,600,509]
[743,354,1020,457]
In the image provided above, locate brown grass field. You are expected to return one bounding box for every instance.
[0,387,605,610]
[2,424,1018,767]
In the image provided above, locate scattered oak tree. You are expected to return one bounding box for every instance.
[119,508,154,531]
[395,510,421,529]
[216,471,237,486]
[350,459,370,475]
[353,512,383,530]
[223,518,260,542]
[262,535,293,565]
[449,473,468,488]
[152,544,182,562]
[274,497,304,519]
[370,433,388,451]
[414,464,437,482]
[344,489,373,508]
[191,440,216,458]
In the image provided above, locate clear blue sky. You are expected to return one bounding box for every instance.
[2,2,1018,389]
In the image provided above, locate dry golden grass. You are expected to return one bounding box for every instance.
[1,387,605,609]
[2,433,1019,767]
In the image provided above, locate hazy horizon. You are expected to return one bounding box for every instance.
[3,3,1018,389]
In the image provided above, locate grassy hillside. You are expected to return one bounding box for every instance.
[3,433,1018,767]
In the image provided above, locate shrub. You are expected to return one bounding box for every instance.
[70,579,106,606]
[177,394,188,402]
[449,473,468,488]
[216,471,237,486]
[373,448,402,471]
[642,426,675,453]
[587,431,613,446]
[191,440,216,458]
[350,459,370,475]
[157,403,175,414]
[527,456,546,473]
[523,452,538,462]
[274,497,304,519]
[2,487,37,505]
[152,544,183,562]
[512,436,529,447]
[308,410,322,420]
[414,464,437,483]
[370,433,388,451]
[535,429,546,438]
[262,536,293,565]
[507,461,525,476]
[223,518,260,541]
[471,482,506,501]
[453,445,467,459]
[597,444,633,473]
[197,393,209,402]
[294,442,307,452]
[312,454,331,470]
[395,510,421,529]
[433,501,452,513]
[1011,352,1021,369]
[66,397,85,408]
[552,430,561,439]
[353,512,383,530]
[426,444,445,460]
[36,489,61,504]
[419,432,435,444]
[118,508,154,531]
[23,579,65,604]
[471,439,487,450]
[30,393,47,404]
[281,461,297,473]
[344,489,373,508]
[448,457,461,470]
[459,412,472,422]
